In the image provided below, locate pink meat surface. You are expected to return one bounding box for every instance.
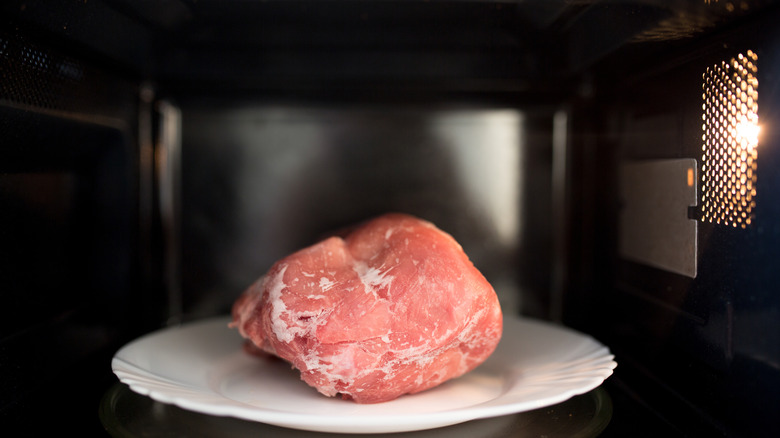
[230,213,503,404]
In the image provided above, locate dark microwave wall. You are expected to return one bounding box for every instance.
[4,0,773,102]
[0,27,165,432]
[561,14,780,437]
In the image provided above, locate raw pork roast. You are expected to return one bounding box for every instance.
[230,213,503,403]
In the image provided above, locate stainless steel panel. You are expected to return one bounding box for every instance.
[180,104,553,318]
[619,159,698,277]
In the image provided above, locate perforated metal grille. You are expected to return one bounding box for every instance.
[0,30,134,119]
[701,51,759,228]
[631,12,715,42]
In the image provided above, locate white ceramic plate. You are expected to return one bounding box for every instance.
[112,315,616,434]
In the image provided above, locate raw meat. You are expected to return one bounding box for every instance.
[230,213,503,404]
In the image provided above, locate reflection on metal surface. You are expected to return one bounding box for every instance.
[619,159,698,278]
[156,100,183,324]
[431,110,522,246]
[701,50,759,228]
[181,106,528,317]
[550,109,568,322]
[100,382,613,438]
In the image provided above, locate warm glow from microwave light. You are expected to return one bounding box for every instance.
[701,50,758,228]
[734,117,760,150]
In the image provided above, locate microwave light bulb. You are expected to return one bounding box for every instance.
[701,51,758,228]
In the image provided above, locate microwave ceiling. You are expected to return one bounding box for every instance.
[3,0,772,98]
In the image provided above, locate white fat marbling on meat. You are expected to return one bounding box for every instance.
[298,347,365,397]
[319,277,335,292]
[353,261,394,294]
[307,294,327,300]
[268,265,299,343]
[324,346,359,377]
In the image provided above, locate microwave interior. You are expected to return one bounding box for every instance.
[1,1,779,436]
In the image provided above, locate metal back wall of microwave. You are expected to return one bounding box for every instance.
[176,101,558,322]
[562,10,780,437]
